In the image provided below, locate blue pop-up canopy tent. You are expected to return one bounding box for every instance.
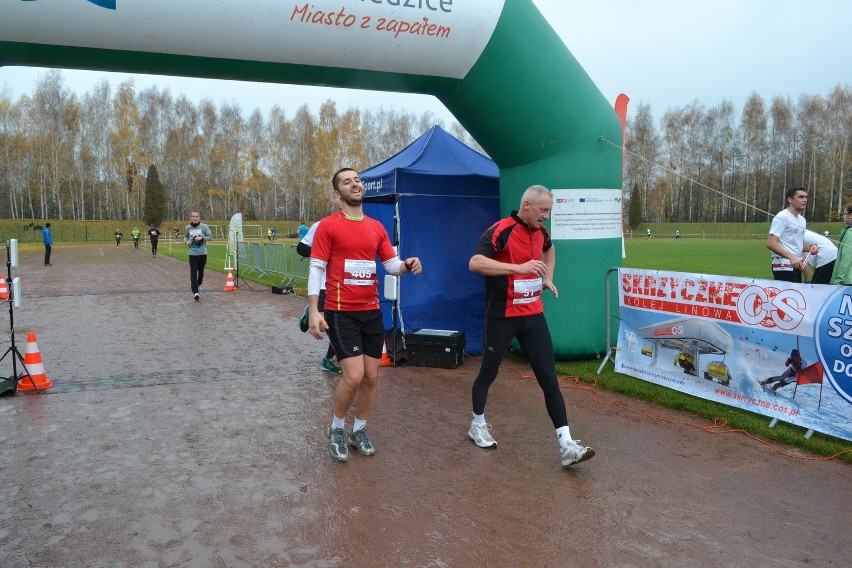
[362,125,499,356]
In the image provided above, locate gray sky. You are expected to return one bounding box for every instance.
[1,0,849,122]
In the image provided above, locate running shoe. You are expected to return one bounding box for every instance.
[299,305,309,333]
[347,428,376,456]
[327,427,349,462]
[468,423,497,448]
[194,293,200,302]
[321,357,342,375]
[561,440,595,467]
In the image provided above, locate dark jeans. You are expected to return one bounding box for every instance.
[44,245,51,265]
[189,254,207,293]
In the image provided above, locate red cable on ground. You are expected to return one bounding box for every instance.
[463,353,851,462]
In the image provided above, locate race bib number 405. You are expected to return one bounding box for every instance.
[344,259,376,286]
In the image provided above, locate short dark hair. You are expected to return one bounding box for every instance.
[331,167,357,191]
[845,204,852,215]
[45,222,51,228]
[785,186,807,200]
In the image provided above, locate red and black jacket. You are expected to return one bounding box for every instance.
[475,211,552,318]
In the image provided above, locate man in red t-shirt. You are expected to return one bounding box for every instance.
[308,167,422,463]
[467,185,594,469]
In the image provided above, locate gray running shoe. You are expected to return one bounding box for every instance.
[347,428,376,456]
[468,423,497,448]
[327,427,349,462]
[561,440,595,467]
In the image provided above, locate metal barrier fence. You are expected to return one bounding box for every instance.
[253,242,265,276]
[232,240,310,288]
[236,241,256,275]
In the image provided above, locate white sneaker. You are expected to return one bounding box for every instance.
[468,423,497,448]
[561,440,595,467]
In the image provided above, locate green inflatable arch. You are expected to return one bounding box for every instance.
[0,0,622,359]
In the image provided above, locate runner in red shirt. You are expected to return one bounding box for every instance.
[467,185,595,468]
[308,167,423,463]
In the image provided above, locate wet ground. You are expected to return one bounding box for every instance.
[0,244,849,567]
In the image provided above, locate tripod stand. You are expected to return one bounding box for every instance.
[0,242,37,395]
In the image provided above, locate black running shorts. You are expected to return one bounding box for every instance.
[324,310,384,361]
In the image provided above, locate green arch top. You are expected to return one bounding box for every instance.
[0,0,622,358]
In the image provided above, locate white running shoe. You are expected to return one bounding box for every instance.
[468,423,497,448]
[561,440,595,467]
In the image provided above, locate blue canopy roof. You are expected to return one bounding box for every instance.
[361,125,498,198]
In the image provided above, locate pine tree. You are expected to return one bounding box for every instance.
[628,183,642,230]
[144,165,167,227]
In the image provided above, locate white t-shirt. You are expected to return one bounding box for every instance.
[803,229,838,268]
[768,209,806,269]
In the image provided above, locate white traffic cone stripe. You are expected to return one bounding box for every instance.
[24,361,45,376]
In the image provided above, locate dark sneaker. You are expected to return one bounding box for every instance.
[321,357,342,375]
[299,305,309,333]
[327,427,349,462]
[194,293,200,301]
[347,428,376,456]
[561,440,595,467]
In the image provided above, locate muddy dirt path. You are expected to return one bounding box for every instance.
[0,244,849,567]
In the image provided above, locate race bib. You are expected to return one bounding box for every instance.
[513,277,543,304]
[771,256,793,271]
[344,259,376,286]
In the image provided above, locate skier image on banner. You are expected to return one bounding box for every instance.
[760,349,804,392]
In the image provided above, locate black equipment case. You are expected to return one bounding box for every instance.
[406,329,466,369]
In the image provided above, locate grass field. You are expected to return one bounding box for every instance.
[18,229,852,462]
[622,237,775,279]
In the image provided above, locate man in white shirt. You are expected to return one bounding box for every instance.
[803,229,837,284]
[767,187,808,283]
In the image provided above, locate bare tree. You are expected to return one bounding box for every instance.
[740,92,768,222]
[766,96,794,221]
[624,102,660,221]
[265,104,293,220]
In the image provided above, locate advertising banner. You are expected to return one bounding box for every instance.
[614,268,852,441]
[551,189,622,240]
[2,0,505,79]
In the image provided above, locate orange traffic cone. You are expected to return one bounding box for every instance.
[0,275,7,299]
[17,332,53,391]
[380,342,393,366]
[224,269,236,292]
